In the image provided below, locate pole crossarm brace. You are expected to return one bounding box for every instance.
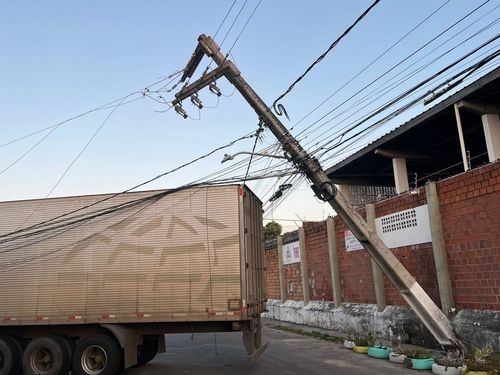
[173,65,229,106]
[175,34,462,350]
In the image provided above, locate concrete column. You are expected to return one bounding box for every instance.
[482,114,500,162]
[425,182,454,315]
[326,217,342,308]
[454,103,470,171]
[366,204,386,311]
[298,227,310,306]
[277,235,287,302]
[392,158,409,193]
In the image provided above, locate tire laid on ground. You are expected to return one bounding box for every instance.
[136,337,158,366]
[0,335,22,375]
[72,334,122,375]
[22,336,70,375]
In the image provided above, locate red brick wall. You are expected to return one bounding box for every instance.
[334,208,378,304]
[285,263,303,301]
[439,161,500,310]
[304,222,333,301]
[264,234,304,301]
[265,246,280,300]
[263,161,500,311]
[373,189,440,306]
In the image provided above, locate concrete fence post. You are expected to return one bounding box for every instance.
[327,217,342,308]
[277,235,286,302]
[366,204,386,312]
[298,227,310,306]
[425,181,454,315]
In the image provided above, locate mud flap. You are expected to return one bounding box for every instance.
[248,342,268,363]
[242,317,267,363]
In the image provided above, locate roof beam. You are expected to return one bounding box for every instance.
[374,148,430,160]
[456,100,500,115]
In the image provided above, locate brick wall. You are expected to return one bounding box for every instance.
[372,189,440,306]
[285,263,303,301]
[438,162,500,310]
[334,208,377,304]
[265,242,280,300]
[304,221,333,301]
[264,161,500,312]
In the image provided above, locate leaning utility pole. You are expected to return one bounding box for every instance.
[173,34,461,350]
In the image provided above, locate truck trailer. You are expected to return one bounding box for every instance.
[0,184,267,374]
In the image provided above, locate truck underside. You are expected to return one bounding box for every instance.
[0,317,264,373]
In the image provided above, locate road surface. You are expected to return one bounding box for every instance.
[125,320,417,374]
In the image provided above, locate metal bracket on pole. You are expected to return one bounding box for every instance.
[173,34,462,350]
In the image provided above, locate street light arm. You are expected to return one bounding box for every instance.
[221,151,288,163]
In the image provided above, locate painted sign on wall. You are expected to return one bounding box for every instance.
[283,240,301,265]
[345,229,364,252]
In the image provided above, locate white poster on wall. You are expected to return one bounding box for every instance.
[345,229,364,252]
[283,240,301,265]
[375,205,431,249]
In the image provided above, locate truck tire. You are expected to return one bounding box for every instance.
[136,337,158,366]
[22,336,70,375]
[53,335,72,373]
[72,334,122,375]
[0,335,22,375]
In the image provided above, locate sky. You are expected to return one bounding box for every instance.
[1,1,498,233]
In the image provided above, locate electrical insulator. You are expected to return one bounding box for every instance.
[268,190,283,202]
[279,183,292,191]
[174,103,188,119]
[190,94,203,109]
[209,82,222,97]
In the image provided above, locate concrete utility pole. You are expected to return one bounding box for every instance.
[173,34,461,349]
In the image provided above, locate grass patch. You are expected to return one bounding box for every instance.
[273,325,344,343]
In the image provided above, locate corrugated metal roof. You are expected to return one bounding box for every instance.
[326,66,500,175]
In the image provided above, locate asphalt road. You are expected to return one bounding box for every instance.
[125,321,417,374]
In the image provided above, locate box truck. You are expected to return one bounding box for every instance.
[0,184,267,374]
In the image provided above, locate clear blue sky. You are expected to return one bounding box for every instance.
[1,1,498,231]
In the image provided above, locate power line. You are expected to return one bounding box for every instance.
[227,0,263,54]
[213,0,239,40]
[0,166,299,270]
[0,71,184,177]
[288,0,453,133]
[219,0,249,48]
[0,131,258,241]
[14,96,129,232]
[293,0,493,142]
[271,0,381,116]
[303,25,500,154]
[0,71,183,149]
[317,46,499,158]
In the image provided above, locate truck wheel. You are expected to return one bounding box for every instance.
[0,335,22,375]
[136,337,158,366]
[53,335,73,372]
[22,336,69,375]
[72,334,122,375]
